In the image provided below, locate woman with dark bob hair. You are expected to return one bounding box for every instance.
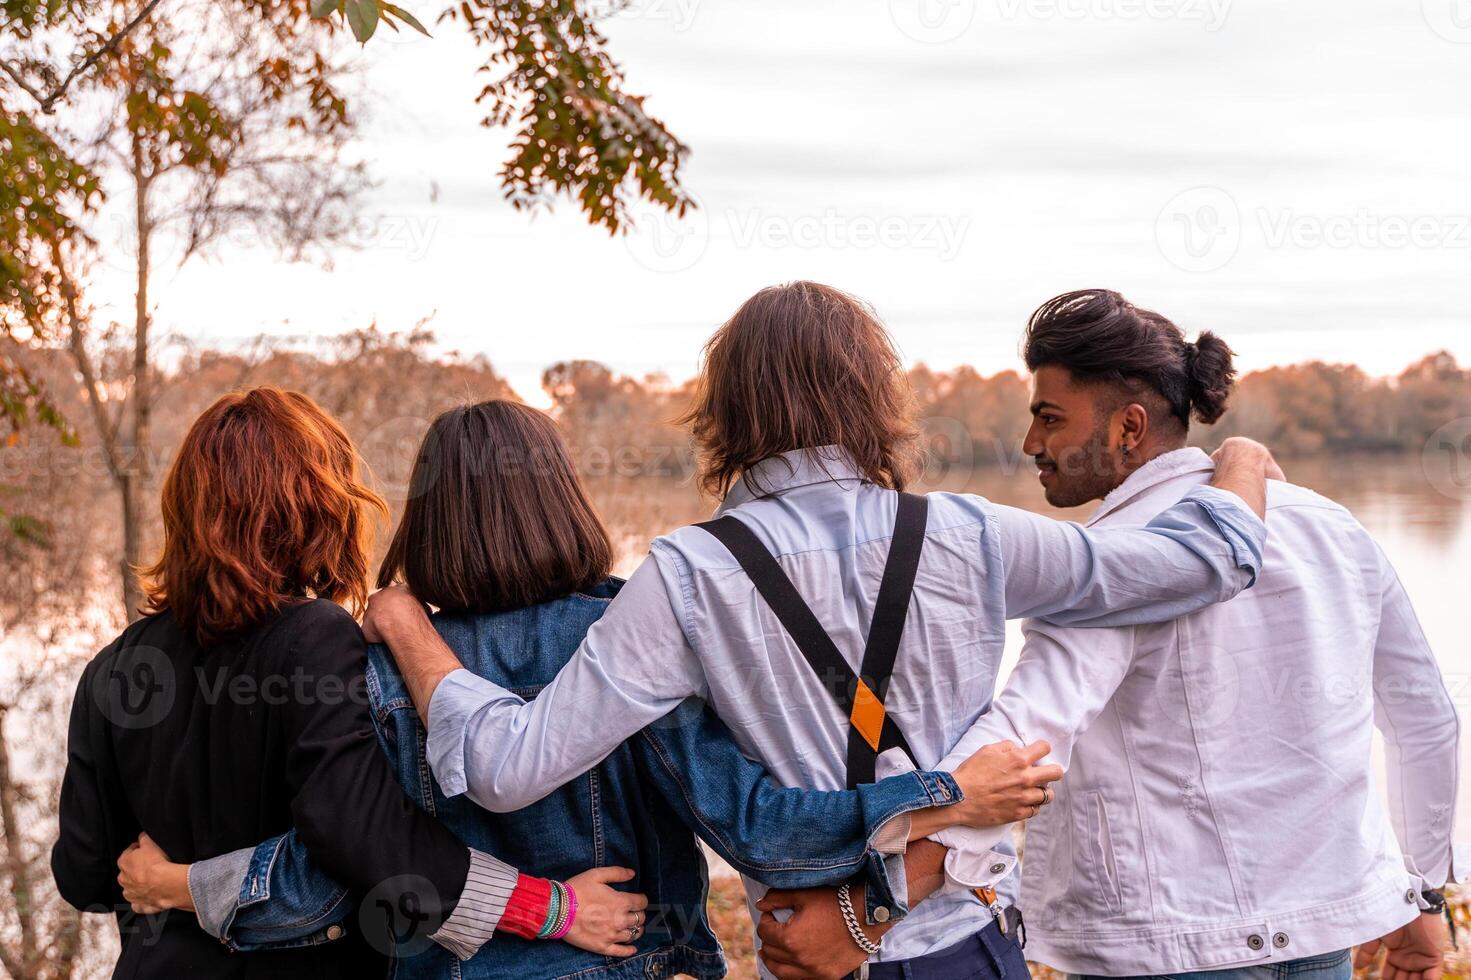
[52,388,648,979]
[108,396,1029,979]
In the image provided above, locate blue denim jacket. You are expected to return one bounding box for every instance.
[204,579,963,978]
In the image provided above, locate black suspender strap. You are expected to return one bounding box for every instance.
[695,492,929,788]
[847,491,928,786]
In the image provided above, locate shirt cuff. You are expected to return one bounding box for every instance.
[427,669,520,799]
[429,848,519,961]
[1179,485,1268,586]
[926,823,1018,892]
[1408,842,1471,896]
[188,846,256,940]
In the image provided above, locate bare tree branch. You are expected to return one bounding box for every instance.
[0,58,50,105]
[1,0,171,113]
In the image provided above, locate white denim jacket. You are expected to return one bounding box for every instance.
[941,448,1467,975]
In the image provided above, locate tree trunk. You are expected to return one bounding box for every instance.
[0,706,38,978]
[119,125,154,622]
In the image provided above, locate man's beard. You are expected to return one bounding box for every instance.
[1038,426,1124,508]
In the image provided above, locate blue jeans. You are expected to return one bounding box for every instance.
[866,918,1031,979]
[1075,948,1352,980]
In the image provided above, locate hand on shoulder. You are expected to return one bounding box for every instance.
[362,585,430,645]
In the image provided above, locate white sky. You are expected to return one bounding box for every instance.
[83,0,1471,407]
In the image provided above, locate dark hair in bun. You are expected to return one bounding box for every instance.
[1023,289,1236,430]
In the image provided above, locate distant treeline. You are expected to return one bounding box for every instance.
[6,330,1470,651]
[544,350,1471,474]
[10,334,1470,500]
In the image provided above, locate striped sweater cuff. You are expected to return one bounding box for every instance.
[430,849,518,960]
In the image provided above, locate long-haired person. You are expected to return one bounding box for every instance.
[112,397,1043,979]
[51,388,641,980]
[361,282,1279,979]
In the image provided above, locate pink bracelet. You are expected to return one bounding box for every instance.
[550,883,577,940]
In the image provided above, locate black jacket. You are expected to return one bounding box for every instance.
[52,599,471,980]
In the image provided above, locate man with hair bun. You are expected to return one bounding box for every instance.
[927,289,1464,980]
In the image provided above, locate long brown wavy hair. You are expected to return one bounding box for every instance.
[682,281,922,499]
[142,386,387,645]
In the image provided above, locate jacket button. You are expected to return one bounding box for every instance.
[1407,889,1419,904]
[325,925,344,940]
[990,862,1008,875]
[873,906,891,923]
[1247,934,1265,951]
[1273,932,1289,948]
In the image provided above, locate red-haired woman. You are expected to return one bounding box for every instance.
[50,387,643,980]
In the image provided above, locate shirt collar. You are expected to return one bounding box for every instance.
[717,446,865,516]
[1087,446,1215,527]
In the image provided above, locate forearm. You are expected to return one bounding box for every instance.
[156,862,194,912]
[849,839,951,947]
[53,669,133,913]
[938,624,1133,775]
[998,491,1266,627]
[418,557,704,810]
[902,839,951,906]
[377,609,463,725]
[1375,560,1463,888]
[435,665,679,812]
[636,699,960,894]
[188,836,350,947]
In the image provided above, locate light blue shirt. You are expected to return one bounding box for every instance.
[426,447,1266,969]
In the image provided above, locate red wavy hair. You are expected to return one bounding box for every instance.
[142,386,387,644]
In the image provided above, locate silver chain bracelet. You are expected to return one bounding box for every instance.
[837,883,882,957]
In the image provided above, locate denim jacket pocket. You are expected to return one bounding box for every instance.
[1082,791,1124,917]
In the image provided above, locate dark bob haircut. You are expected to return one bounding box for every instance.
[1023,288,1237,429]
[377,400,613,613]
